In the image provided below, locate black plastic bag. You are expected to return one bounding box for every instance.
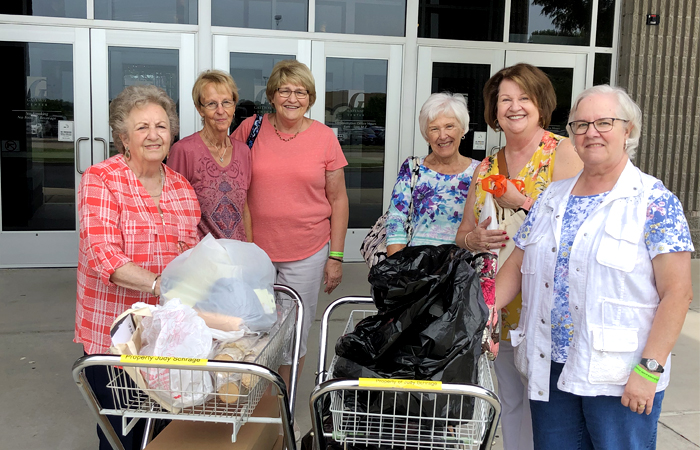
[333,244,488,421]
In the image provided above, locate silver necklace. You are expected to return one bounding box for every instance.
[202,132,229,162]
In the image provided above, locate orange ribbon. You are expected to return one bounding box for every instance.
[481,175,525,197]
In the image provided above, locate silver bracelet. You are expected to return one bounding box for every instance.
[151,275,161,296]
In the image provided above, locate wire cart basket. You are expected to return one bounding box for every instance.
[73,284,304,450]
[310,296,501,450]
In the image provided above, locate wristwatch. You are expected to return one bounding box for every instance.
[640,358,665,373]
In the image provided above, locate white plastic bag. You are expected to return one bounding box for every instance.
[139,299,214,408]
[160,234,277,332]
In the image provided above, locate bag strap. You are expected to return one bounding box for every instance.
[405,156,421,242]
[245,114,264,149]
[496,148,509,178]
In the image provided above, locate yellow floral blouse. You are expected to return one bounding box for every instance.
[473,131,565,340]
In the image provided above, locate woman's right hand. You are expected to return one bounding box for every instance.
[465,217,509,252]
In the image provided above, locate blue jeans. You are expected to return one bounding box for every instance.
[530,362,664,450]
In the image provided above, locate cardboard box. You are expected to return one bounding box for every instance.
[144,394,284,450]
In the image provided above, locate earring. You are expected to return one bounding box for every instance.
[494,119,501,132]
[461,135,466,140]
[124,146,131,160]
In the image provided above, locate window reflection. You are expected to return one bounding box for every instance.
[229,53,295,132]
[0,42,75,231]
[594,53,612,85]
[326,58,388,228]
[0,0,86,18]
[418,0,505,42]
[316,0,406,36]
[95,0,198,24]
[212,0,307,31]
[509,0,592,46]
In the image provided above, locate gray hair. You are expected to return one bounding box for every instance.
[109,85,179,154]
[418,92,470,142]
[567,85,642,159]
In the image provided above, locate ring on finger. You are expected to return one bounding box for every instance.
[486,243,490,250]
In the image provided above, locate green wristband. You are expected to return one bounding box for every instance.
[329,251,344,258]
[634,364,660,383]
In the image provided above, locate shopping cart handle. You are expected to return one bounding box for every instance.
[316,296,375,384]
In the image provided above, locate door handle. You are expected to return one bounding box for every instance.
[94,137,108,161]
[75,137,89,174]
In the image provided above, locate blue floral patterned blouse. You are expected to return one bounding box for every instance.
[514,181,694,363]
[386,157,480,247]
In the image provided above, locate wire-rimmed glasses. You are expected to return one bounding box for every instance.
[200,100,235,110]
[276,88,309,99]
[568,118,629,135]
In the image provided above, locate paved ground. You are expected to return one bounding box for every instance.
[0,261,697,449]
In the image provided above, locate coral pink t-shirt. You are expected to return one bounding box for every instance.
[232,114,347,262]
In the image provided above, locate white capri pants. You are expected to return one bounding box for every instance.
[274,242,328,364]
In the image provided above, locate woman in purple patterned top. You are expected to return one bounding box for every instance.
[168,70,252,241]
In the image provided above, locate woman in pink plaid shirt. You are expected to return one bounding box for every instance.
[74,85,200,450]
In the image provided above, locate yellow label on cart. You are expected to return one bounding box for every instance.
[358,378,443,390]
[119,355,207,366]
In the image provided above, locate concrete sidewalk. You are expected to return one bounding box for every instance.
[0,261,697,449]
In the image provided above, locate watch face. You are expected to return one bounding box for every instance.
[646,359,659,371]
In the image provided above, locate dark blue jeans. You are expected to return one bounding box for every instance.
[530,362,664,450]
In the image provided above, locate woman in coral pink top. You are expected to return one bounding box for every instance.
[232,60,349,388]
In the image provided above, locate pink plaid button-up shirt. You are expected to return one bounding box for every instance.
[75,155,200,354]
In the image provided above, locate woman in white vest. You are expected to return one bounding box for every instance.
[494,85,694,449]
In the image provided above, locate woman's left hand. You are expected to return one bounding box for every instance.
[495,182,528,210]
[323,258,343,294]
[621,370,658,415]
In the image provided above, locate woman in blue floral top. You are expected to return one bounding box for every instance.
[494,85,694,450]
[386,92,480,255]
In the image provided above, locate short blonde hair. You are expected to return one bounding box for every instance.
[192,70,239,107]
[483,63,557,131]
[109,85,179,154]
[265,60,317,108]
[418,92,470,141]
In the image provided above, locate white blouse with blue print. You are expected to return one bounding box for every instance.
[514,181,694,363]
[386,157,480,247]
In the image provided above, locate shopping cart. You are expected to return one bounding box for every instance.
[73,284,304,450]
[309,296,501,450]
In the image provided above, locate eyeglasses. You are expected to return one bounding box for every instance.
[276,88,309,99]
[200,100,235,110]
[568,118,629,135]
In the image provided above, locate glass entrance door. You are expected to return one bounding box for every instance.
[310,42,402,261]
[0,26,195,267]
[0,25,90,267]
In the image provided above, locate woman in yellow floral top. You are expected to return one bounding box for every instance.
[456,63,582,450]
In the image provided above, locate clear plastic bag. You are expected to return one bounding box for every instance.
[139,299,214,408]
[160,234,277,332]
